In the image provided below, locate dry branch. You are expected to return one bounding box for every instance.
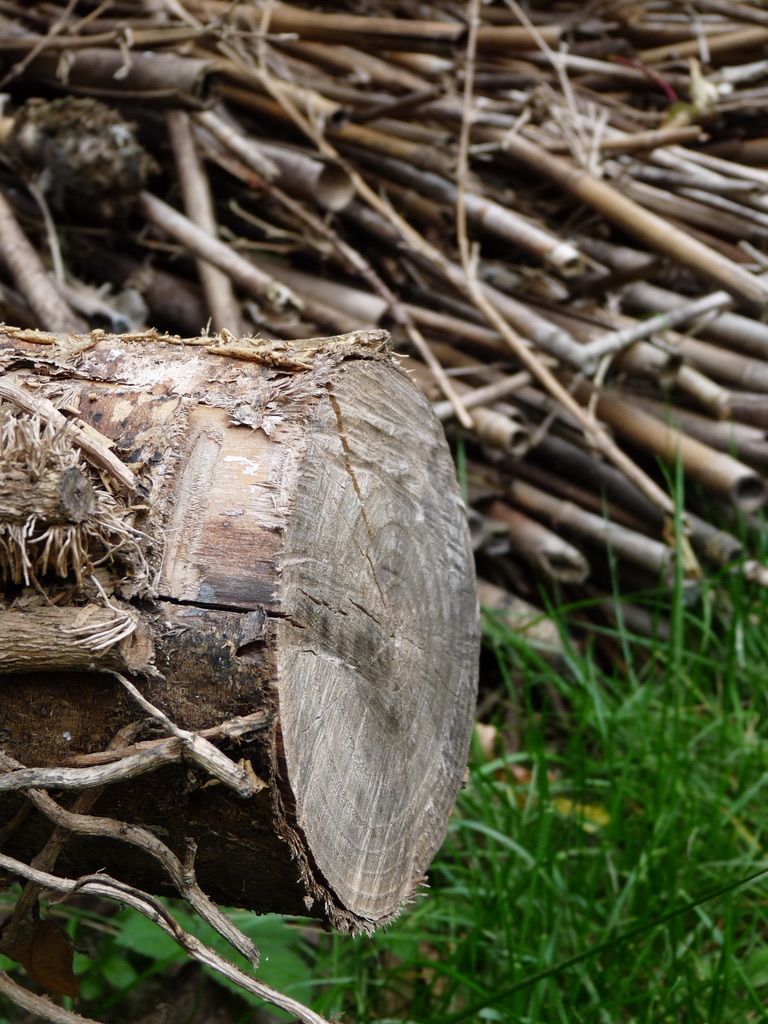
[0,854,330,1024]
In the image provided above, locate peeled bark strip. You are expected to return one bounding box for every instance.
[0,327,479,932]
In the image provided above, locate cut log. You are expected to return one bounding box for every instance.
[0,326,478,932]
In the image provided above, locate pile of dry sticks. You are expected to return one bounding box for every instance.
[2,0,768,648]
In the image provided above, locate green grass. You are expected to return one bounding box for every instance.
[4,521,768,1023]
[299,539,768,1021]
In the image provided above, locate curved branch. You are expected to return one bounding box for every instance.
[0,970,104,1024]
[0,854,330,1024]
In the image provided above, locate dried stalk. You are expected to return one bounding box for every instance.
[476,579,564,662]
[0,853,329,1024]
[354,148,584,275]
[137,191,301,314]
[432,372,531,421]
[506,478,675,582]
[632,396,768,468]
[278,38,432,92]
[622,279,768,361]
[0,190,85,332]
[575,383,767,511]
[495,132,768,312]
[2,0,768,624]
[252,139,355,211]
[579,290,735,366]
[638,25,768,63]
[487,499,590,584]
[454,2,676,519]
[516,461,653,536]
[167,110,242,334]
[616,177,768,243]
[195,107,279,180]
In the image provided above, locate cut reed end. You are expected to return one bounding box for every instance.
[731,472,768,513]
[316,162,356,211]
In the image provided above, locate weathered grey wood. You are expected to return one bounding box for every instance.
[0,326,479,931]
[277,361,479,926]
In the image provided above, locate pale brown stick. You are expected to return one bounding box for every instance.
[577,384,768,512]
[546,125,704,154]
[0,190,86,332]
[277,38,431,92]
[632,396,768,468]
[639,25,768,64]
[167,110,242,334]
[195,107,279,180]
[254,139,355,211]
[487,499,590,584]
[432,371,532,420]
[353,148,584,275]
[508,478,675,582]
[476,579,564,661]
[138,191,301,314]
[248,260,388,326]
[580,290,735,365]
[622,279,768,361]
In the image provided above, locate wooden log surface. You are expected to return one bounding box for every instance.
[0,326,479,931]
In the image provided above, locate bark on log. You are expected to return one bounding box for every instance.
[0,326,478,932]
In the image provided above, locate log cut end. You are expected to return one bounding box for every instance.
[277,361,478,928]
[0,328,478,932]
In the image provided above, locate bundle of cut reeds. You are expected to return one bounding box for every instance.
[2,0,768,643]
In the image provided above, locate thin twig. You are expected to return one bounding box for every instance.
[109,671,261,798]
[580,290,736,364]
[0,854,330,1024]
[0,743,183,791]
[0,970,102,1024]
[64,710,271,767]
[0,754,260,969]
[138,191,302,314]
